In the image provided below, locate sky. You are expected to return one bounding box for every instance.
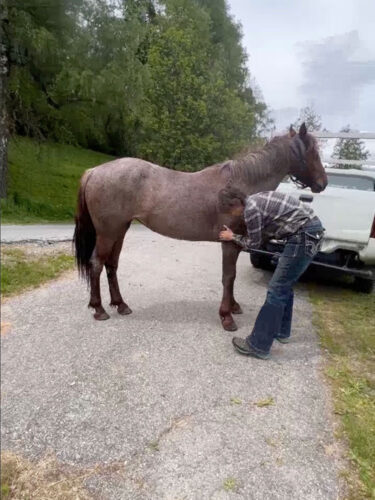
[227,0,375,137]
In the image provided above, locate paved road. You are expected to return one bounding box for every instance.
[1,224,75,243]
[1,225,340,499]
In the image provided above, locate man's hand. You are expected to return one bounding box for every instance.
[219,225,234,241]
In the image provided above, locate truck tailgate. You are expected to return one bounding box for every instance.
[277,183,375,249]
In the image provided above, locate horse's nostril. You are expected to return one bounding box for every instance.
[316,179,327,192]
[311,182,325,193]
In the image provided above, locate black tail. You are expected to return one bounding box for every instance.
[73,176,96,282]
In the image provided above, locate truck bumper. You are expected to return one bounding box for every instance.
[248,248,375,280]
[359,238,375,265]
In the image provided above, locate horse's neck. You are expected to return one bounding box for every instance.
[239,140,292,194]
[248,168,288,194]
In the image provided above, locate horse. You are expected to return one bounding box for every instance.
[74,123,327,331]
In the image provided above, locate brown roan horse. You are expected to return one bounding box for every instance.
[74,123,327,331]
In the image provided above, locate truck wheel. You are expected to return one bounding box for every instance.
[250,253,273,271]
[353,277,374,294]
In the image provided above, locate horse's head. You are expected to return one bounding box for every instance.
[288,123,328,193]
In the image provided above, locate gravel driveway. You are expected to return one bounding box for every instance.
[1,224,340,499]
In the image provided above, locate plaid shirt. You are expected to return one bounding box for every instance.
[232,191,316,250]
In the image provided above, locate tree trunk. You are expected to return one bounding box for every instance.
[0,0,9,199]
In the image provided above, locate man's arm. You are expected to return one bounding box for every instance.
[231,234,252,250]
[232,201,263,250]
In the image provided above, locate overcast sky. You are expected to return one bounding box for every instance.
[227,0,375,135]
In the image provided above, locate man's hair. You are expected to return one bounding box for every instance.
[218,187,246,213]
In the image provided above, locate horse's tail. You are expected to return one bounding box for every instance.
[73,170,96,282]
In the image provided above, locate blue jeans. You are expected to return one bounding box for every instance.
[247,218,324,355]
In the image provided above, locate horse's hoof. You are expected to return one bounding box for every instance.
[221,317,238,332]
[231,303,243,315]
[94,311,110,321]
[224,322,238,332]
[117,303,132,315]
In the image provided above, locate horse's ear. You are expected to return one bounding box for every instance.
[289,125,296,137]
[299,122,307,138]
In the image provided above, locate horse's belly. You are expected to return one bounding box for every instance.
[138,214,218,242]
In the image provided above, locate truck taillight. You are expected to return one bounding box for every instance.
[371,216,375,239]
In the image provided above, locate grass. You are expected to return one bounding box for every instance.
[1,451,127,499]
[1,248,75,297]
[148,441,160,452]
[1,452,93,499]
[309,285,375,499]
[223,477,237,492]
[254,396,275,408]
[1,136,114,223]
[230,397,242,405]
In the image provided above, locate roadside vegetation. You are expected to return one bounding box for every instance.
[1,452,91,499]
[1,245,74,297]
[1,137,113,223]
[310,285,375,499]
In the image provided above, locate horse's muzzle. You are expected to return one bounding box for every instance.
[311,180,327,193]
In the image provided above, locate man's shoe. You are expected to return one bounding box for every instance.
[275,336,290,344]
[232,337,270,360]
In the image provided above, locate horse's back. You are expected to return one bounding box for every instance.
[84,158,180,232]
[83,157,225,240]
[85,157,218,197]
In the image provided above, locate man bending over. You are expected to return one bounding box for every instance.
[218,188,324,360]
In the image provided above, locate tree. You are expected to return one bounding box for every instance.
[52,0,153,154]
[140,0,263,170]
[4,0,267,167]
[294,105,322,132]
[196,0,269,137]
[293,105,328,151]
[0,0,8,198]
[6,0,154,154]
[195,0,247,89]
[333,125,370,169]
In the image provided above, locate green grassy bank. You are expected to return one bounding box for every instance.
[1,247,75,297]
[310,285,375,499]
[1,137,114,223]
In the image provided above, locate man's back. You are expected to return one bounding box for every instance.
[243,191,316,248]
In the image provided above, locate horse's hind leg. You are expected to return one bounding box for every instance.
[105,229,132,316]
[89,235,114,320]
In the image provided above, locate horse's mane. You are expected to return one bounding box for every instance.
[224,135,291,186]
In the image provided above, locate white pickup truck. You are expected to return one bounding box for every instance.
[250,168,375,293]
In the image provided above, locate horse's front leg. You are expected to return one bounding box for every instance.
[219,242,242,331]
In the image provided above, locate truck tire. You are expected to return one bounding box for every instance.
[250,252,273,271]
[353,277,374,294]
